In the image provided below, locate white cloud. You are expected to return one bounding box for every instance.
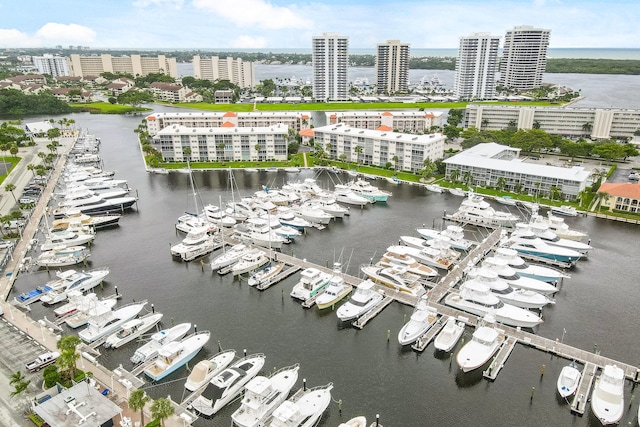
[192,0,311,29]
[133,0,184,9]
[230,35,268,48]
[34,23,96,44]
[0,29,39,47]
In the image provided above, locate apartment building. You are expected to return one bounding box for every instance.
[453,33,500,100]
[326,110,443,133]
[500,25,551,90]
[465,104,640,138]
[312,123,445,172]
[152,124,289,162]
[67,54,178,78]
[312,32,349,101]
[32,54,70,77]
[144,111,311,136]
[443,142,590,199]
[192,55,255,88]
[376,40,410,94]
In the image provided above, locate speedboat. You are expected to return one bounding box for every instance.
[312,197,350,218]
[277,210,311,230]
[267,383,333,427]
[434,316,466,352]
[130,322,191,364]
[248,262,285,287]
[78,301,148,343]
[444,280,543,328]
[143,330,211,381]
[291,205,333,225]
[456,321,504,372]
[332,187,371,207]
[591,364,625,425]
[551,205,578,216]
[52,194,137,218]
[448,188,466,197]
[336,280,383,321]
[360,264,424,297]
[231,364,300,427]
[40,229,95,251]
[36,245,90,268]
[184,349,236,392]
[478,255,560,295]
[493,247,570,284]
[190,353,266,418]
[40,267,110,305]
[315,273,352,310]
[397,298,438,345]
[466,268,555,309]
[557,362,581,399]
[290,268,331,301]
[449,192,520,228]
[425,183,444,193]
[103,312,163,349]
[231,249,270,276]
[338,416,368,427]
[494,195,517,206]
[378,246,438,278]
[210,244,249,271]
[416,225,476,252]
[170,225,215,261]
[503,226,583,264]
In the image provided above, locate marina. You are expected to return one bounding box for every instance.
[2,108,640,427]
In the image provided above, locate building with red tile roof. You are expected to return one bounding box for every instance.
[324,110,443,133]
[598,181,640,212]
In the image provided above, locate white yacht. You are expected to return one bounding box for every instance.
[557,362,581,399]
[456,321,504,372]
[78,301,148,343]
[416,225,476,252]
[184,349,236,392]
[466,268,555,309]
[210,244,249,271]
[277,209,311,230]
[144,331,211,381]
[312,197,350,218]
[203,204,237,228]
[397,298,439,346]
[336,280,383,321]
[378,245,438,278]
[50,211,121,231]
[315,272,352,310]
[360,264,424,297]
[332,187,371,207]
[551,205,578,216]
[591,364,625,425]
[231,364,300,427]
[64,297,118,329]
[231,249,270,276]
[400,240,459,270]
[525,221,592,254]
[449,192,520,228]
[36,246,90,268]
[40,229,95,251]
[444,280,543,328]
[291,205,333,225]
[234,223,286,249]
[170,225,215,261]
[434,316,466,352]
[130,322,192,364]
[341,178,392,202]
[103,312,163,349]
[248,262,285,287]
[503,226,583,264]
[425,183,444,193]
[190,353,266,418]
[267,383,333,427]
[478,256,560,295]
[493,247,570,284]
[290,268,331,301]
[538,211,588,241]
[53,291,115,318]
[39,267,110,305]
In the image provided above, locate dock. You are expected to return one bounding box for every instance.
[483,336,517,380]
[256,265,301,291]
[571,362,598,415]
[411,315,447,352]
[352,296,393,329]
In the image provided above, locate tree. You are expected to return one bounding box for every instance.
[442,125,461,141]
[506,119,517,131]
[462,170,474,187]
[392,155,399,171]
[254,144,262,161]
[532,120,541,129]
[217,142,226,161]
[595,191,610,212]
[446,109,464,127]
[338,153,347,164]
[56,335,81,383]
[354,145,363,167]
[4,183,17,204]
[496,177,507,191]
[46,127,61,141]
[582,122,593,137]
[150,397,174,427]
[514,182,524,194]
[117,90,153,113]
[449,169,460,183]
[481,118,489,130]
[128,389,151,427]
[9,371,30,398]
[549,185,562,200]
[592,143,627,161]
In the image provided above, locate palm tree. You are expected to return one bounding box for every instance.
[9,371,30,398]
[128,389,151,427]
[150,397,175,427]
[56,335,81,383]
[217,142,226,161]
[496,177,507,192]
[354,145,363,167]
[462,170,473,188]
[392,155,399,171]
[481,118,489,130]
[549,185,562,200]
[595,191,610,212]
[449,169,460,183]
[254,144,262,161]
[582,122,593,137]
[4,183,17,204]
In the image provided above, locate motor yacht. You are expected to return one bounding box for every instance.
[40,267,110,305]
[290,268,331,301]
[434,316,466,352]
[336,280,383,321]
[341,178,392,202]
[449,192,520,228]
[557,362,581,399]
[78,301,148,343]
[104,312,163,349]
[170,225,215,261]
[416,225,476,252]
[456,321,504,372]
[234,223,286,249]
[315,273,352,310]
[248,262,285,288]
[492,247,570,284]
[36,246,91,268]
[503,226,583,264]
[190,353,266,418]
[466,268,555,309]
[378,245,438,278]
[267,383,333,427]
[397,298,438,345]
[478,255,560,295]
[360,264,424,297]
[591,364,625,425]
[210,244,249,271]
[184,349,236,392]
[40,229,95,251]
[144,331,211,381]
[231,249,270,276]
[130,322,191,364]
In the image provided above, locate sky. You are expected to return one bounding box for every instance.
[1,0,639,50]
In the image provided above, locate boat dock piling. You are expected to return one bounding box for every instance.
[412,315,447,352]
[570,362,598,415]
[483,336,517,381]
[352,296,393,329]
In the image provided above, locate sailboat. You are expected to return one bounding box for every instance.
[175,156,213,234]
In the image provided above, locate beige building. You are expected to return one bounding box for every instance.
[500,25,550,90]
[598,181,640,212]
[312,123,445,172]
[67,54,178,78]
[326,110,443,133]
[465,104,640,139]
[192,55,255,88]
[376,40,410,94]
[144,111,311,136]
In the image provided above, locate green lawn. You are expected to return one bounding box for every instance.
[69,102,153,114]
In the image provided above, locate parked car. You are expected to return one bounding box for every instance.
[25,352,60,372]
[19,197,36,205]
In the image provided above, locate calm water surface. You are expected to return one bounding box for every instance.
[13,108,640,427]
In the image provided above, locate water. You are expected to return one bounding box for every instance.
[12,107,640,426]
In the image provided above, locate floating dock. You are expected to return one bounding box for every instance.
[412,315,447,352]
[483,336,517,381]
[352,296,393,329]
[571,362,598,415]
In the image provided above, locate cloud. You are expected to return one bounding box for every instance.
[230,35,268,48]
[34,23,97,44]
[192,0,311,29]
[0,29,39,47]
[133,0,184,9]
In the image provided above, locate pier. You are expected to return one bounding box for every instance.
[411,315,447,352]
[571,362,598,415]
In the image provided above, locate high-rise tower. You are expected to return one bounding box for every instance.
[376,40,410,94]
[453,33,500,100]
[312,32,349,101]
[500,25,551,90]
